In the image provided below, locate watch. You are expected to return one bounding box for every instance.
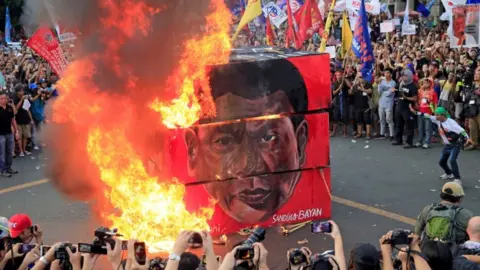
[39,256,49,265]
[168,253,181,261]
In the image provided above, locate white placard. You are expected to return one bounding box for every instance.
[22,99,31,111]
[59,32,77,42]
[380,21,394,32]
[401,24,416,35]
[263,2,288,28]
[325,46,337,58]
[392,18,401,25]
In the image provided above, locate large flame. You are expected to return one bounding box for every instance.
[53,0,231,252]
[149,0,232,128]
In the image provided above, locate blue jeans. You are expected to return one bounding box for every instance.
[0,134,14,172]
[439,144,461,179]
[417,115,433,144]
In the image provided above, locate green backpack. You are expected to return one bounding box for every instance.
[424,204,461,243]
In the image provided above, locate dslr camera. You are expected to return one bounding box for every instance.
[289,249,308,265]
[78,227,124,255]
[234,227,266,260]
[304,250,335,270]
[55,243,77,260]
[383,229,412,246]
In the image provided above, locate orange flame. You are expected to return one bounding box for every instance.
[53,0,232,252]
[149,0,232,128]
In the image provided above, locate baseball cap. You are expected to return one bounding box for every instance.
[8,214,32,238]
[39,78,47,84]
[0,217,10,238]
[442,181,465,197]
[430,60,440,68]
[349,243,380,270]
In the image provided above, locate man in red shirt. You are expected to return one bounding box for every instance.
[416,78,438,149]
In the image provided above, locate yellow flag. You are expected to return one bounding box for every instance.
[319,0,336,52]
[232,0,262,41]
[341,11,352,58]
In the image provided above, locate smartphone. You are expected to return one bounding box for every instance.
[19,244,35,254]
[134,242,146,265]
[30,225,38,234]
[311,221,332,233]
[40,245,51,256]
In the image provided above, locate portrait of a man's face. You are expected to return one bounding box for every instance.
[184,59,309,223]
[453,13,466,38]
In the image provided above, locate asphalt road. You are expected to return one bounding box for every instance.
[0,136,479,269]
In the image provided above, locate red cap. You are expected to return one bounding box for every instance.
[8,214,32,238]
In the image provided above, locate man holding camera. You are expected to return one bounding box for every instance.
[8,214,43,245]
[414,181,473,245]
[13,84,33,157]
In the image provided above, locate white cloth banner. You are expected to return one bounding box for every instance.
[263,2,288,28]
[380,21,395,32]
[347,0,381,15]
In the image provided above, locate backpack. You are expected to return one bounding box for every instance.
[423,204,462,244]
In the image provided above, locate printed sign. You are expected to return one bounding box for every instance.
[449,5,480,48]
[26,27,68,76]
[380,20,395,32]
[263,2,288,28]
[59,32,78,43]
[347,0,381,15]
[402,24,416,35]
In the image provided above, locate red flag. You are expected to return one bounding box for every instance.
[27,27,68,76]
[295,0,325,45]
[266,17,276,46]
[285,0,302,49]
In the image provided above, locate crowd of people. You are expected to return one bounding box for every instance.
[0,181,478,270]
[0,42,58,177]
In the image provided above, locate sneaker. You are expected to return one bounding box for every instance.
[422,143,429,149]
[0,171,12,177]
[25,151,31,156]
[19,152,25,157]
[33,146,40,150]
[439,174,454,180]
[404,144,413,149]
[453,179,462,185]
[414,142,422,148]
[7,168,18,174]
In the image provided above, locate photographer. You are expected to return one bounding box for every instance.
[453,216,480,269]
[166,231,218,270]
[379,231,431,270]
[219,242,268,270]
[8,214,43,245]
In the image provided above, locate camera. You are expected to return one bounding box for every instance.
[149,257,167,270]
[289,249,308,265]
[311,221,332,233]
[188,232,203,247]
[383,229,412,246]
[55,243,77,260]
[234,227,266,260]
[304,250,335,270]
[88,227,123,255]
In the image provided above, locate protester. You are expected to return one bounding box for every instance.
[393,69,418,148]
[13,84,33,157]
[0,91,18,177]
[377,68,396,140]
[415,78,438,148]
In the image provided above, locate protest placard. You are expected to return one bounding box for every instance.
[325,46,336,58]
[380,21,394,32]
[449,4,480,48]
[401,24,416,35]
[347,0,381,15]
[263,2,288,28]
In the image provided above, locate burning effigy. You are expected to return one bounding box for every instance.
[22,0,331,252]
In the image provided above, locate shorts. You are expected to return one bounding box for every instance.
[355,109,372,125]
[18,124,31,139]
[332,106,349,124]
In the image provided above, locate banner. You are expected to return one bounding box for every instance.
[347,0,381,15]
[352,0,375,81]
[263,2,288,28]
[26,27,69,76]
[380,20,395,32]
[154,52,332,235]
[449,5,480,48]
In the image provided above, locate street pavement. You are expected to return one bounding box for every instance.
[0,136,479,269]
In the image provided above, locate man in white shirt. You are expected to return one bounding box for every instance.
[410,106,473,185]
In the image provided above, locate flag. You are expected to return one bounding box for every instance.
[466,0,480,3]
[285,0,302,48]
[26,27,69,76]
[232,0,262,41]
[266,16,276,46]
[352,0,375,81]
[416,0,435,17]
[295,0,325,44]
[341,11,352,58]
[5,7,12,43]
[319,0,336,52]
